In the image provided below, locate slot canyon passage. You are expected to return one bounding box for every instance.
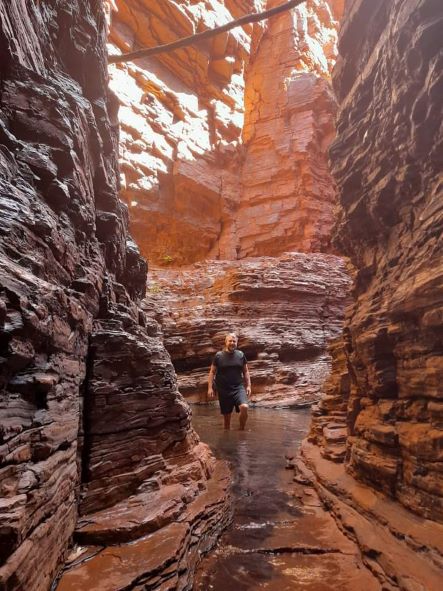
[0,0,442,589]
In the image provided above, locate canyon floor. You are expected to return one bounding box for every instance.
[193,406,379,591]
[1,1,441,590]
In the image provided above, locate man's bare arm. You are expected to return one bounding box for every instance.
[208,364,216,399]
[244,363,251,397]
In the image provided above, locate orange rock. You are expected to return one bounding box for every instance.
[108,0,342,264]
[301,1,443,586]
[145,252,351,406]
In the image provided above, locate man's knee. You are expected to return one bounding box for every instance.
[239,404,248,414]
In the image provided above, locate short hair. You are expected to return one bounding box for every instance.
[225,332,237,344]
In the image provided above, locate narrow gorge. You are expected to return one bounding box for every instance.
[0,1,441,590]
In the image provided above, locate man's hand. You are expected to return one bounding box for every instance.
[244,363,252,399]
[208,387,215,400]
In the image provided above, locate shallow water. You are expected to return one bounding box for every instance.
[191,404,312,590]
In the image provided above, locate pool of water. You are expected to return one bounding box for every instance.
[191,404,312,590]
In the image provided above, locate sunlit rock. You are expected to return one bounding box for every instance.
[108,0,342,264]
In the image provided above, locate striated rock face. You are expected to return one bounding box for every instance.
[57,462,231,591]
[0,2,122,586]
[302,0,443,587]
[332,0,443,523]
[107,0,348,408]
[108,0,343,264]
[231,0,340,259]
[0,2,227,590]
[107,0,250,266]
[147,253,351,406]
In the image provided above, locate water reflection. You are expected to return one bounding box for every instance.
[192,405,311,589]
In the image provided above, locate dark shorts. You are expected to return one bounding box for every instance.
[218,385,248,415]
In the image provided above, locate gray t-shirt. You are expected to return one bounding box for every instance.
[213,349,247,394]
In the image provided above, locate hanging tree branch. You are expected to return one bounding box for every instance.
[109,0,306,64]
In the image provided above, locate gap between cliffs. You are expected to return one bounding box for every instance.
[0,1,441,590]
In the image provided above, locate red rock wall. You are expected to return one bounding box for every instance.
[231,0,340,258]
[301,0,443,587]
[0,2,226,590]
[333,0,443,522]
[107,1,348,408]
[148,253,351,406]
[108,0,343,264]
[107,0,251,265]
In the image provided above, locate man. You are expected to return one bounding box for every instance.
[208,333,251,430]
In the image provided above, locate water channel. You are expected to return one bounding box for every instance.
[192,405,311,590]
[191,405,379,591]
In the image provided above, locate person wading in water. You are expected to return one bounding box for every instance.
[207,333,251,430]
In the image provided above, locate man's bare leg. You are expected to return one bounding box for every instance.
[239,404,248,430]
[223,413,232,430]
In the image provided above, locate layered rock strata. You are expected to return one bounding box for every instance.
[302,0,443,587]
[57,462,231,591]
[107,0,347,408]
[108,0,343,264]
[231,0,341,258]
[0,2,227,590]
[147,252,351,406]
[107,0,250,265]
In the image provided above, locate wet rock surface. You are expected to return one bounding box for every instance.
[0,2,229,589]
[192,406,379,590]
[4,0,441,589]
[146,253,351,406]
[57,461,231,591]
[302,0,443,587]
[300,442,443,591]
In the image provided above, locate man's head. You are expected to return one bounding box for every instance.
[224,333,238,352]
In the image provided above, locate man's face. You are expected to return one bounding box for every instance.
[225,335,237,352]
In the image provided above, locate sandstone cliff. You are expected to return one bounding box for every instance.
[0,2,228,590]
[301,0,443,588]
[108,0,342,263]
[107,0,347,408]
[148,253,351,406]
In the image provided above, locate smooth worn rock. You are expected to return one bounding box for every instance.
[57,462,231,591]
[300,443,443,591]
[0,2,229,590]
[301,0,443,587]
[146,252,351,406]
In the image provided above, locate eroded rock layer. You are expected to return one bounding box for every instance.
[303,0,443,587]
[108,0,343,264]
[107,0,251,265]
[0,2,227,590]
[232,0,341,258]
[147,253,351,406]
[106,0,348,409]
